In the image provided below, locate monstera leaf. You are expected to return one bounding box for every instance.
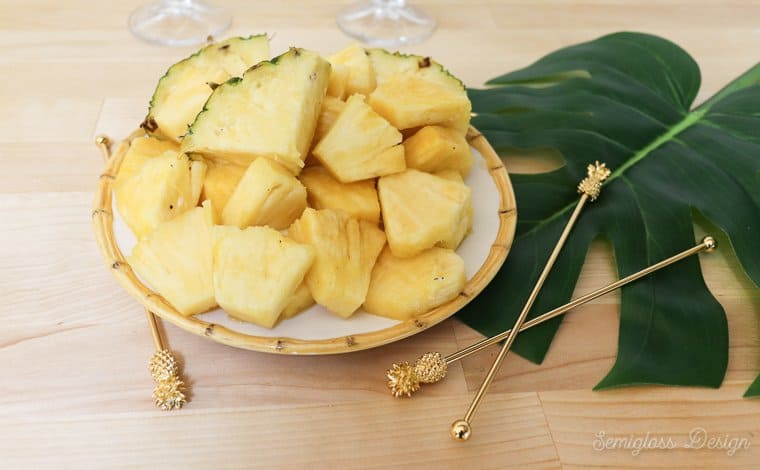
[457,32,760,395]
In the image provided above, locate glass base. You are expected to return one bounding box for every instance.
[336,1,436,48]
[129,0,232,47]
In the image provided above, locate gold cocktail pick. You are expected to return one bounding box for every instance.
[387,236,717,400]
[451,162,610,440]
[96,135,187,411]
[388,163,610,397]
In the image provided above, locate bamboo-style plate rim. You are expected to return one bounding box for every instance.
[92,126,517,355]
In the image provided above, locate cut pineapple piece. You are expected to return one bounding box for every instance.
[433,169,464,182]
[143,35,270,141]
[289,208,386,317]
[403,125,473,177]
[312,95,346,145]
[328,44,376,96]
[300,166,380,224]
[213,225,314,328]
[363,246,466,320]
[367,48,465,93]
[313,94,405,182]
[280,282,315,319]
[201,162,246,218]
[181,48,330,174]
[378,169,471,257]
[326,62,350,99]
[129,201,217,316]
[114,150,207,239]
[118,135,179,182]
[222,157,307,230]
[367,48,470,133]
[368,75,471,134]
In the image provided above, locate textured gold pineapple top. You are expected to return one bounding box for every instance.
[577,161,611,201]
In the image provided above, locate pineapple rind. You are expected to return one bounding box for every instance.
[363,246,466,320]
[144,35,270,141]
[129,201,217,316]
[181,47,330,175]
[212,225,314,328]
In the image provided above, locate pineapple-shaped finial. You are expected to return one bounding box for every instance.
[577,161,611,201]
[149,349,186,410]
[387,352,449,397]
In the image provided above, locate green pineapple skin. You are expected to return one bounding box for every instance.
[141,34,270,140]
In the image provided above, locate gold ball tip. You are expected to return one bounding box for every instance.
[95,135,110,146]
[387,362,420,398]
[450,419,472,441]
[414,352,448,384]
[702,236,717,252]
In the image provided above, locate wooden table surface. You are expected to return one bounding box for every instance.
[2,0,759,467]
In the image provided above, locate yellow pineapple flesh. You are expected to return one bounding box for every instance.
[129,201,217,316]
[181,48,330,175]
[221,157,307,230]
[312,95,346,145]
[328,44,376,96]
[201,162,246,218]
[313,94,405,182]
[118,135,179,181]
[403,125,473,177]
[363,246,466,320]
[114,150,206,239]
[280,282,315,319]
[213,225,314,328]
[299,166,380,224]
[289,208,386,317]
[378,169,471,257]
[326,62,350,99]
[369,75,471,133]
[145,35,270,141]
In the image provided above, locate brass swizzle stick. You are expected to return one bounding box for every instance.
[450,161,610,441]
[386,236,717,398]
[96,135,187,411]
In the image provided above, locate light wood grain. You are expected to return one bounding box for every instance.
[2,0,759,467]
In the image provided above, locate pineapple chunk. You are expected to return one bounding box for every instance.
[403,125,473,177]
[367,48,471,133]
[433,169,464,182]
[213,225,314,327]
[201,162,246,218]
[368,75,471,134]
[118,135,179,181]
[289,208,386,317]
[312,95,346,145]
[363,246,466,320]
[280,282,315,319]
[129,202,217,316]
[143,35,270,141]
[222,157,307,230]
[300,166,380,224]
[181,48,330,175]
[114,150,207,239]
[326,62,350,99]
[378,169,471,257]
[313,94,405,183]
[328,44,376,96]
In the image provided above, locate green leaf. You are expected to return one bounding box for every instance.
[745,374,760,398]
[457,32,760,394]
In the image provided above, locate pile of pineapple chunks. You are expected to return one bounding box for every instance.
[115,35,476,328]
